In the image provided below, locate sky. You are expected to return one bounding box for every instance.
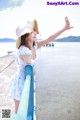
[0,0,80,40]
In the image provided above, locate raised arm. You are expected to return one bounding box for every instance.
[37,17,73,48]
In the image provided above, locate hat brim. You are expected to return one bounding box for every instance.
[16,37,21,49]
[16,19,39,49]
[33,19,39,34]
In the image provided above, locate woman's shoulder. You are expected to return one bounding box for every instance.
[19,45,29,50]
[18,45,31,56]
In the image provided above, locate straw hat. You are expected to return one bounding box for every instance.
[16,19,39,49]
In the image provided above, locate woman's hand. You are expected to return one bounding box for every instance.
[37,16,74,48]
[63,16,73,30]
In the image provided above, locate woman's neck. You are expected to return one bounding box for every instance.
[27,40,34,49]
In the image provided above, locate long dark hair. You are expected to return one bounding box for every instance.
[19,33,35,49]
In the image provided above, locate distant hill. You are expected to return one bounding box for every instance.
[0,38,16,42]
[54,36,80,42]
[0,36,80,42]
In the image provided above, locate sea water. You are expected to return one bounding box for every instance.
[0,42,80,57]
[0,42,16,57]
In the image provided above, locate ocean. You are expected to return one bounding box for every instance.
[0,42,80,57]
[0,42,16,57]
[36,42,80,120]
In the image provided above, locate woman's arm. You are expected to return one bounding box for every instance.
[37,17,73,48]
[19,55,34,64]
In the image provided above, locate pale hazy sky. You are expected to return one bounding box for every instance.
[0,0,80,39]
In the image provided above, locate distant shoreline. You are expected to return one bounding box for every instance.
[54,36,80,42]
[0,36,80,42]
[0,38,16,42]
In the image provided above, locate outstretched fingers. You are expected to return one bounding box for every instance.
[64,16,74,30]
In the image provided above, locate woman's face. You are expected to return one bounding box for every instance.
[28,31,37,42]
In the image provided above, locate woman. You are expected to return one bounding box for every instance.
[8,17,73,113]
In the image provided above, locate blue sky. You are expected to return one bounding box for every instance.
[0,0,80,39]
